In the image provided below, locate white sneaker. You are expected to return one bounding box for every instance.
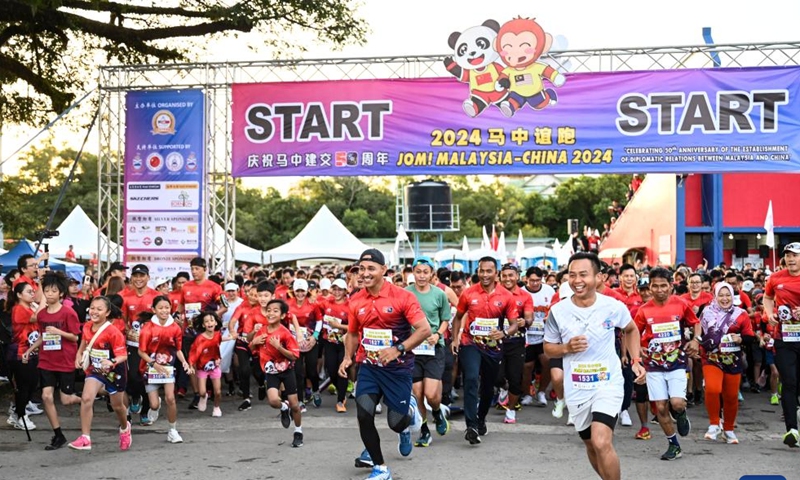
[724,430,739,444]
[14,414,36,430]
[6,412,18,426]
[520,395,534,406]
[704,424,721,441]
[450,388,459,400]
[619,410,632,426]
[408,396,422,434]
[26,402,43,415]
[149,407,161,424]
[498,388,509,405]
[552,398,566,419]
[535,391,547,407]
[167,428,183,444]
[375,403,383,414]
[7,403,14,416]
[212,407,222,417]
[566,414,574,426]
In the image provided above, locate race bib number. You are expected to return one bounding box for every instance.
[570,361,611,390]
[412,342,436,356]
[89,348,109,370]
[323,315,344,343]
[651,321,681,343]
[290,324,314,352]
[782,323,800,342]
[719,334,741,353]
[147,365,175,384]
[469,318,498,337]
[362,328,393,365]
[43,333,62,351]
[185,302,202,320]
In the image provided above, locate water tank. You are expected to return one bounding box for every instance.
[405,180,453,231]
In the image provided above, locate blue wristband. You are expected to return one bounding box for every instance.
[312,331,320,340]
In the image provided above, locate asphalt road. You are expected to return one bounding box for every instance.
[0,386,795,480]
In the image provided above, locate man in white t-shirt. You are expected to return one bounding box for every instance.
[544,252,645,480]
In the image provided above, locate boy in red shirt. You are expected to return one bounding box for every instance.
[250,299,303,447]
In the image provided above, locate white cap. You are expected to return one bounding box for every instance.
[559,282,574,300]
[224,282,239,291]
[407,274,416,284]
[293,279,309,291]
[320,278,332,290]
[153,277,170,289]
[742,280,755,292]
[332,279,347,290]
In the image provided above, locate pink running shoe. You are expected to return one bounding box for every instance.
[68,435,92,451]
[119,421,132,451]
[503,417,517,424]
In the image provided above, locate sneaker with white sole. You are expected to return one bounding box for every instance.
[149,406,160,424]
[552,398,566,419]
[534,391,547,407]
[167,428,183,444]
[520,395,534,406]
[68,435,92,451]
[14,414,36,430]
[408,396,422,433]
[566,414,574,426]
[26,402,43,415]
[375,403,382,414]
[619,410,633,426]
[724,430,739,444]
[6,412,18,426]
[212,407,222,417]
[704,425,721,441]
[197,396,207,412]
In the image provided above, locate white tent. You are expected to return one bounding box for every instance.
[50,205,122,261]
[262,205,370,263]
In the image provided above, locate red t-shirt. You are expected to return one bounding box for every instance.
[634,295,699,372]
[12,305,37,359]
[287,297,319,335]
[12,275,37,292]
[189,331,222,371]
[734,291,752,310]
[681,291,714,316]
[348,281,426,372]
[230,301,259,334]
[504,286,533,340]
[168,290,183,313]
[456,283,519,356]
[275,285,290,301]
[317,298,350,344]
[614,287,644,317]
[121,287,160,347]
[138,318,183,374]
[65,250,76,262]
[252,324,300,374]
[181,279,223,334]
[37,305,81,372]
[82,321,127,376]
[765,269,800,342]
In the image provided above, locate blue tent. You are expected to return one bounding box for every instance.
[0,239,85,281]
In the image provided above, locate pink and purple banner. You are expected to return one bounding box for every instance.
[231,66,800,177]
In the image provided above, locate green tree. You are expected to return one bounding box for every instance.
[0,0,367,124]
[542,174,630,239]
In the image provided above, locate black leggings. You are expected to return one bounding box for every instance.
[775,340,800,430]
[621,362,634,412]
[496,340,525,396]
[295,343,320,403]
[126,346,149,410]
[356,393,410,466]
[11,356,38,417]
[324,342,347,403]
[236,347,253,398]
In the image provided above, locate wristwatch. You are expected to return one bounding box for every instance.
[395,343,406,355]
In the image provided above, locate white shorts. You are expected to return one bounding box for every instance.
[220,340,235,374]
[572,386,624,434]
[646,370,687,401]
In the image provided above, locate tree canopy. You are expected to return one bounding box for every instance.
[0,0,367,124]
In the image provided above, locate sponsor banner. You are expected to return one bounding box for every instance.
[125,89,205,271]
[231,66,800,177]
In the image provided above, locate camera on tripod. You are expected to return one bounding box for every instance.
[36,230,60,240]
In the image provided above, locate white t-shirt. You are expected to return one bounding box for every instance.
[544,294,631,408]
[525,284,556,345]
[221,297,243,336]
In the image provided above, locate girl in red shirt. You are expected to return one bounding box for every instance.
[69,296,130,452]
[137,295,189,443]
[189,311,234,417]
[7,282,39,431]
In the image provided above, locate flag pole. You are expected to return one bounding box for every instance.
[772,247,777,271]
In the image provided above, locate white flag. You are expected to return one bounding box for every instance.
[764,200,775,248]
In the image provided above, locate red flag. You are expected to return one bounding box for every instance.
[491,225,499,251]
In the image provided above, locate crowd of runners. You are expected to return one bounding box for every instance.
[1,242,799,480]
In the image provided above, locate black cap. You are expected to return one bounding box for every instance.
[109,262,128,272]
[358,248,385,266]
[637,278,650,289]
[131,264,149,276]
[68,278,80,284]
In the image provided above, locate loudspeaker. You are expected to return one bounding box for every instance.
[734,239,748,258]
[759,244,770,259]
[567,219,579,235]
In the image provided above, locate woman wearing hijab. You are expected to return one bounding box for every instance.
[700,281,754,444]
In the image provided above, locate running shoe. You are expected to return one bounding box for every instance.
[149,406,161,423]
[355,448,374,468]
[503,411,517,424]
[129,399,142,415]
[119,421,132,451]
[140,413,154,426]
[45,434,67,450]
[13,414,36,430]
[497,388,509,407]
[398,430,413,456]
[292,432,303,448]
[724,431,739,444]
[176,387,186,398]
[212,407,222,417]
[738,391,744,403]
[534,391,547,407]
[258,385,267,401]
[660,444,682,461]
[6,412,17,426]
[783,428,799,447]
[328,384,337,395]
[552,398,566,419]
[26,401,43,415]
[704,425,721,441]
[280,403,291,429]
[336,402,347,413]
[167,429,183,444]
[520,395,534,406]
[312,392,322,408]
[238,399,252,411]
[188,396,200,410]
[477,420,488,436]
[366,465,392,480]
[771,393,780,405]
[415,431,432,447]
[450,387,459,400]
[68,435,92,451]
[675,410,691,437]
[197,396,207,412]
[434,412,450,436]
[619,410,632,426]
[650,415,660,425]
[635,427,651,440]
[566,415,574,426]
[300,403,308,414]
[465,427,481,445]
[375,403,382,414]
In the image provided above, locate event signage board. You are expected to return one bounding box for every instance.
[124,89,205,277]
[230,66,800,177]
